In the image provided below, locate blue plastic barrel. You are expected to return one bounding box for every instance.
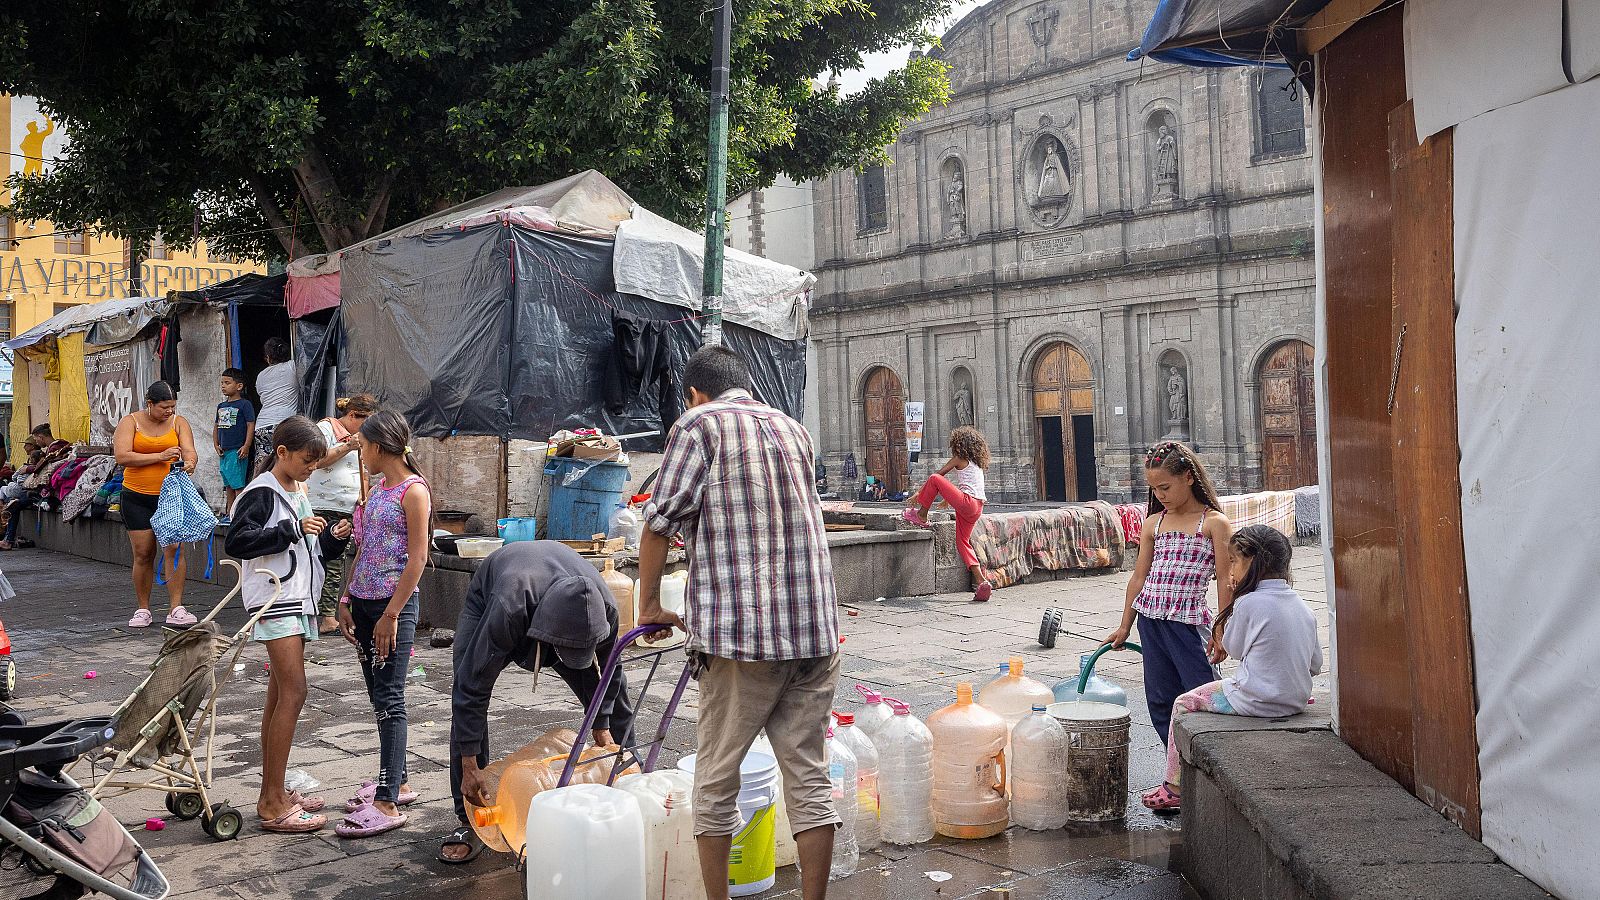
[543,458,631,540]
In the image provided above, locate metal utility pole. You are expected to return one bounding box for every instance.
[700,0,733,347]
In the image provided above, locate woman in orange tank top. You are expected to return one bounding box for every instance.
[113,381,199,628]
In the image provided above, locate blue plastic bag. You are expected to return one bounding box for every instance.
[150,470,219,547]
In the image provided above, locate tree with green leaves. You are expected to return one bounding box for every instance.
[0,0,951,260]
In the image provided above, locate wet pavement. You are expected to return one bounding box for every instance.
[0,543,1328,899]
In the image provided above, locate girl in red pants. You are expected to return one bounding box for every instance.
[903,426,992,601]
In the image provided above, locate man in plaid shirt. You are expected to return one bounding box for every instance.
[638,345,840,900]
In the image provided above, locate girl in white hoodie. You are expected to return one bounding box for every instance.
[224,416,351,833]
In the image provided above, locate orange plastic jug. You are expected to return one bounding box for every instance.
[547,746,641,786]
[463,728,576,853]
[470,757,558,854]
[602,558,637,639]
[926,683,1009,839]
[978,657,1054,793]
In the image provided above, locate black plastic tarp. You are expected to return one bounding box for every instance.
[340,224,805,447]
[293,308,344,421]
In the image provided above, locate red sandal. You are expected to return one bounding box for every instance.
[1141,784,1181,813]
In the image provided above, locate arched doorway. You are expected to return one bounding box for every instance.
[1258,340,1318,490]
[1032,342,1097,501]
[862,366,908,494]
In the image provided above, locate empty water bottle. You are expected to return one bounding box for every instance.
[832,712,880,851]
[852,685,895,739]
[1009,706,1069,831]
[826,726,859,880]
[977,657,1053,791]
[1052,653,1129,706]
[876,699,935,846]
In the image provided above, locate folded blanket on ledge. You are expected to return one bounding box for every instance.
[972,501,1124,588]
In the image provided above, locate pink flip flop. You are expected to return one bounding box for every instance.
[289,790,326,813]
[344,780,419,813]
[901,508,931,529]
[973,582,993,602]
[335,802,407,839]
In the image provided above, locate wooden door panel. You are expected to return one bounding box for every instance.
[1032,342,1095,502]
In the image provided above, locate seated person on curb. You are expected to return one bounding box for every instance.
[439,539,637,863]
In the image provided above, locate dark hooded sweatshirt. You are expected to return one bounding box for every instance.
[450,541,632,759]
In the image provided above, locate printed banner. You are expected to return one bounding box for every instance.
[84,340,156,446]
[905,401,925,455]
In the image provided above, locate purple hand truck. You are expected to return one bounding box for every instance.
[552,625,694,787]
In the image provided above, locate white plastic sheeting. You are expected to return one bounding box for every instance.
[1454,79,1600,900]
[614,206,814,342]
[1570,0,1600,83]
[1403,0,1567,140]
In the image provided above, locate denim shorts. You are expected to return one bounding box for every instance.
[253,614,320,644]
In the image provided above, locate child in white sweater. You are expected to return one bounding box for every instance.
[1143,524,1321,812]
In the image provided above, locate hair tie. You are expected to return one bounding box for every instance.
[404,445,413,455]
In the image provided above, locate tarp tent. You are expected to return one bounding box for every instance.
[294,170,813,446]
[1127,0,1330,70]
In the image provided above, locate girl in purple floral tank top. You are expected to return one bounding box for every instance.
[1103,441,1235,752]
[335,410,432,837]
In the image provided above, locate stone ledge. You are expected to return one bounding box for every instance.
[1175,709,1550,900]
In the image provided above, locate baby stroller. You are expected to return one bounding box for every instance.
[0,713,169,899]
[77,560,279,842]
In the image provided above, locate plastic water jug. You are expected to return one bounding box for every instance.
[616,771,699,900]
[826,727,859,880]
[832,712,881,851]
[549,745,641,785]
[602,558,637,640]
[525,784,647,900]
[877,699,935,845]
[469,757,557,854]
[750,734,798,868]
[1053,653,1129,706]
[852,685,895,739]
[1010,706,1070,831]
[637,570,688,649]
[608,498,646,549]
[927,682,1009,839]
[977,657,1053,791]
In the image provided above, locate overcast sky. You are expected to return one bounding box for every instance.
[834,0,991,94]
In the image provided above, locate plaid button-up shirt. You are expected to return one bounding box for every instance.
[645,389,839,662]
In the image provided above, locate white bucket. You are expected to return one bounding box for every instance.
[680,750,780,897]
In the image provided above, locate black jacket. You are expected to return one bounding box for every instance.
[450,541,624,758]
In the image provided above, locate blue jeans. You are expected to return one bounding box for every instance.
[1137,613,1218,746]
[352,594,418,805]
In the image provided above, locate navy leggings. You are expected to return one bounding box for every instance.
[1137,613,1219,746]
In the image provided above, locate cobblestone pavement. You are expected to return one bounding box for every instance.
[0,545,1327,899]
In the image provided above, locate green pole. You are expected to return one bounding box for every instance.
[700,0,732,347]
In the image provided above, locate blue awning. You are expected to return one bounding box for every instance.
[1128,0,1332,68]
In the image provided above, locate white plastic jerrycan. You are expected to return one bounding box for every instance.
[524,784,647,900]
[616,771,699,900]
[636,570,688,649]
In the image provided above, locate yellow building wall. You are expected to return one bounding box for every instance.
[2,94,265,337]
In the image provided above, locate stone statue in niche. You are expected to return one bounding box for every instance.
[953,378,974,428]
[945,168,967,238]
[1036,139,1068,201]
[1153,124,1178,201]
[1162,365,1190,440]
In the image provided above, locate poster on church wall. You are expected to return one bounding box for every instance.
[905,401,925,461]
[8,95,68,181]
[85,340,157,446]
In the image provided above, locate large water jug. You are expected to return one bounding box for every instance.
[978,657,1053,791]
[525,784,647,900]
[750,734,798,868]
[852,685,895,739]
[877,699,935,845]
[927,682,1009,839]
[832,713,880,851]
[608,498,645,549]
[602,558,637,640]
[637,570,688,649]
[1010,706,1070,831]
[1052,653,1129,706]
[615,771,699,900]
[470,757,557,853]
[826,727,859,880]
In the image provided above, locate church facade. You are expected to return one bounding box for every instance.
[808,0,1317,504]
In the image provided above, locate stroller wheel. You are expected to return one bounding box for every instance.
[168,792,205,820]
[1038,607,1064,649]
[203,804,243,841]
[0,656,14,702]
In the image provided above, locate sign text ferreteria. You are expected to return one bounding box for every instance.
[1,257,249,297]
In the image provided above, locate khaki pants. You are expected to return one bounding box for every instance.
[692,654,841,837]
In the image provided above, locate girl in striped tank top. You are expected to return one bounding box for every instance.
[1103,441,1234,756]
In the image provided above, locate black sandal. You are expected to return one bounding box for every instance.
[439,825,486,864]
